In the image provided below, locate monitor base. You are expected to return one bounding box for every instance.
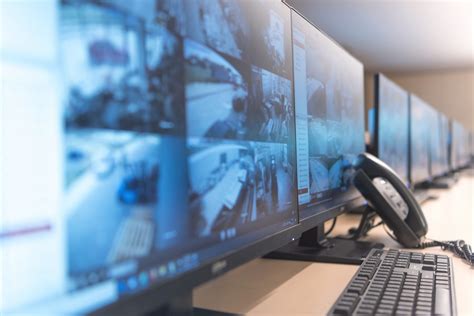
[264,223,384,265]
[428,176,457,189]
[149,291,238,316]
[412,188,438,204]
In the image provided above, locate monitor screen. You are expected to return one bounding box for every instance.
[0,0,297,314]
[452,121,471,169]
[291,11,365,220]
[430,112,450,177]
[409,94,431,184]
[376,74,409,184]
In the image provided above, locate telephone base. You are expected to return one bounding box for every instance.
[264,237,384,265]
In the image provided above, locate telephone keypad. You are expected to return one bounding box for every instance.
[373,177,409,220]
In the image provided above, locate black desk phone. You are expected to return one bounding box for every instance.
[352,153,474,266]
[352,153,428,248]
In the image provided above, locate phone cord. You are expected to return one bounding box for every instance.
[417,239,474,266]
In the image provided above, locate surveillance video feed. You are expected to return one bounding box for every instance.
[246,0,292,78]
[185,0,251,61]
[184,38,251,139]
[65,133,189,277]
[377,74,409,183]
[291,12,365,212]
[62,2,185,135]
[410,95,431,184]
[184,45,293,143]
[188,139,296,238]
[249,66,293,143]
[0,1,297,313]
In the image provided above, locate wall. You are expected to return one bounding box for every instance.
[364,69,474,132]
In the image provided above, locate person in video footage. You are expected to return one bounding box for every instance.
[205,89,248,139]
[259,94,289,142]
[145,26,185,132]
[251,68,292,143]
[255,153,282,218]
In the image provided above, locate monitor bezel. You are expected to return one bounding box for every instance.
[92,222,301,315]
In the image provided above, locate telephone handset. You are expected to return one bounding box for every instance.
[353,153,428,248]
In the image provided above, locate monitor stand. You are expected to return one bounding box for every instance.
[428,174,458,189]
[412,188,437,204]
[148,290,237,316]
[264,214,384,265]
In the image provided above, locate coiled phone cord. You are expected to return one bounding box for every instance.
[381,222,474,266]
[418,239,474,266]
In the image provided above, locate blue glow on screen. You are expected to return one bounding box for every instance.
[0,0,297,313]
[430,112,450,177]
[377,75,409,184]
[452,121,471,169]
[291,12,365,215]
[410,94,431,184]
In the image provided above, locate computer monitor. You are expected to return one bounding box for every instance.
[292,9,365,223]
[430,112,450,178]
[1,1,299,314]
[452,121,471,169]
[409,94,431,186]
[265,9,381,265]
[470,131,474,162]
[374,74,410,185]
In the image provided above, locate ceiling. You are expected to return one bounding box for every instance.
[286,0,474,73]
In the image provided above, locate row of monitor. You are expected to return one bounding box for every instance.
[372,74,473,189]
[0,1,471,315]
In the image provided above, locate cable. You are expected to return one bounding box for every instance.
[380,223,474,266]
[418,239,474,266]
[382,223,398,243]
[372,220,384,229]
[347,214,382,239]
[325,217,337,236]
[353,209,474,266]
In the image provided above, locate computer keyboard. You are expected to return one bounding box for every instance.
[329,248,456,315]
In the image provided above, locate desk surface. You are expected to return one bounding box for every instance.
[194,174,474,315]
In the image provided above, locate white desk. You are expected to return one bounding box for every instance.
[194,175,474,315]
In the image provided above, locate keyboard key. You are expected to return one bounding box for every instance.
[422,265,435,271]
[423,258,435,265]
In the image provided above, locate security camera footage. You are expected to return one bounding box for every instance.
[377,75,409,184]
[188,139,295,238]
[0,0,297,313]
[291,12,365,215]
